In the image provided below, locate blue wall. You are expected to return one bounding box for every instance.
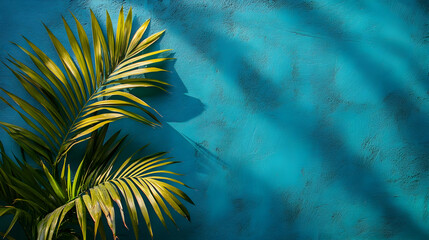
[1,0,429,239]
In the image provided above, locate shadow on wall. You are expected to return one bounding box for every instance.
[121,0,429,239]
[107,41,207,238]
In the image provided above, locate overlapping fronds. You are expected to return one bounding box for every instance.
[0,7,192,240]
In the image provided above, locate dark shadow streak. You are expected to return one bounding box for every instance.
[138,0,429,239]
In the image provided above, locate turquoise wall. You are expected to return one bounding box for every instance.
[1,0,429,239]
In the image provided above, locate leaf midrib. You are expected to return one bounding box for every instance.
[53,54,132,167]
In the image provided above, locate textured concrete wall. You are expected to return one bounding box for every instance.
[1,0,429,239]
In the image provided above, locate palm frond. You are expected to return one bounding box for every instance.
[38,130,193,240]
[1,7,172,167]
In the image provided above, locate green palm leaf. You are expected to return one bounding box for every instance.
[37,130,192,240]
[1,7,172,167]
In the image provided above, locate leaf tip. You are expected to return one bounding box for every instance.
[21,35,30,43]
[89,8,95,17]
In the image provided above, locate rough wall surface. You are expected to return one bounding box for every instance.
[1,0,429,239]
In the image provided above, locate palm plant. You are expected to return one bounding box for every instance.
[0,7,192,240]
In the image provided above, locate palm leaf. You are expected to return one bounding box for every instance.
[1,7,172,167]
[37,130,192,240]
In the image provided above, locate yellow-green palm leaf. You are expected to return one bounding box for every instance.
[1,7,172,167]
[38,133,193,240]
